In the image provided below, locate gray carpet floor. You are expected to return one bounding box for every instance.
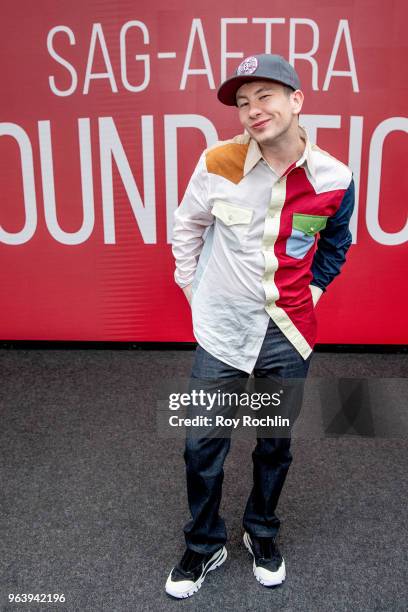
[0,349,407,612]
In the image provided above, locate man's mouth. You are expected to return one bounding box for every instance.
[251,119,270,129]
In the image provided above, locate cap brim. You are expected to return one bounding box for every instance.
[217,75,292,106]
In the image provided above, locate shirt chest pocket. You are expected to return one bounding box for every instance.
[286,213,328,259]
[212,200,254,252]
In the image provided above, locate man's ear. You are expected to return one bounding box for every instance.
[292,89,304,116]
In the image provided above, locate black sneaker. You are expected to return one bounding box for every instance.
[165,546,227,598]
[243,531,285,587]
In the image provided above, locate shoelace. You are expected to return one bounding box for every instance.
[256,537,280,561]
[179,548,205,572]
[260,539,273,560]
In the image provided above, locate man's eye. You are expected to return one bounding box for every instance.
[238,102,248,108]
[260,95,270,100]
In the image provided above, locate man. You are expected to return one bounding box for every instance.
[166,54,354,598]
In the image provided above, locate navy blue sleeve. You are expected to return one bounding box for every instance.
[310,177,355,292]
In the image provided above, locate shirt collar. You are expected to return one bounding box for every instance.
[243,137,263,176]
[296,125,315,180]
[243,124,315,180]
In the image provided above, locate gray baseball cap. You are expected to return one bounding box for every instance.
[217,54,301,106]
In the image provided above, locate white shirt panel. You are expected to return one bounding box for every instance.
[173,150,283,374]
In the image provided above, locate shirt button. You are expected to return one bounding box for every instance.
[228,214,233,221]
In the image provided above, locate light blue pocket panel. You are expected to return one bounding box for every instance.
[286,213,328,259]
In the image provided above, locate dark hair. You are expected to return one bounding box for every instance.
[283,84,295,97]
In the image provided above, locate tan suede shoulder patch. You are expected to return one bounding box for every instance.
[205,143,249,185]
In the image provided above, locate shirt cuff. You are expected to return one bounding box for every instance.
[174,270,194,289]
[310,280,327,293]
[309,284,324,306]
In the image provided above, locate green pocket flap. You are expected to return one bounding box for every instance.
[292,213,328,236]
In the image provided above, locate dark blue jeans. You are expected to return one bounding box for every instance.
[183,317,312,554]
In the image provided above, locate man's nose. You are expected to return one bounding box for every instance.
[248,102,262,118]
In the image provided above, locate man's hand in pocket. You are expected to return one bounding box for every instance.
[183,284,193,305]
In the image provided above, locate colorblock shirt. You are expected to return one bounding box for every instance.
[172,125,354,374]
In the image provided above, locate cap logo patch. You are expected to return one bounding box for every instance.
[237,56,258,75]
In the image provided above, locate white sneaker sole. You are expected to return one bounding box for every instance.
[243,532,286,587]
[165,546,227,599]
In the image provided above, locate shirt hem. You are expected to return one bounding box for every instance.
[266,305,313,360]
[193,333,257,375]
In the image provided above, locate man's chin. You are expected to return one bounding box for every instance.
[250,130,278,146]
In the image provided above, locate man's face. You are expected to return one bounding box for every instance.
[236,80,303,146]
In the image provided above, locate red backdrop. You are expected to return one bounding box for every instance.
[0,0,407,342]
